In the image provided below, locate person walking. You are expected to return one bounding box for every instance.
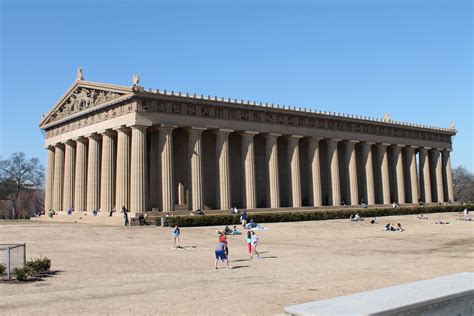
[214,239,231,270]
[246,231,252,259]
[250,231,260,259]
[173,225,181,249]
[121,206,129,226]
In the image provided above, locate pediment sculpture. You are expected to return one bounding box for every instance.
[46,87,124,124]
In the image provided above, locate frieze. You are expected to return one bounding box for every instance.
[45,87,124,125]
[142,99,452,143]
[45,102,133,138]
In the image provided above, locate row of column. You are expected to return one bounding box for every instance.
[44,126,455,213]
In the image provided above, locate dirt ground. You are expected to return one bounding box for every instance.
[1,212,473,315]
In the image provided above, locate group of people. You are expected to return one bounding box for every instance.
[384,223,404,232]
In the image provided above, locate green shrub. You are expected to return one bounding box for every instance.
[26,256,51,274]
[13,266,32,281]
[161,205,473,227]
[0,263,5,275]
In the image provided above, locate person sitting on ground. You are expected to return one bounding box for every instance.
[392,202,400,208]
[233,207,239,214]
[224,225,233,235]
[418,199,425,207]
[195,209,205,216]
[384,223,397,231]
[350,213,361,221]
[417,214,428,220]
[67,207,74,215]
[245,219,257,229]
[396,223,404,232]
[92,209,98,216]
[232,225,242,235]
[240,211,248,227]
[435,220,450,224]
[109,207,116,217]
[370,217,377,224]
[48,210,55,218]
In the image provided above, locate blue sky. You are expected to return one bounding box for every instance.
[1,0,472,170]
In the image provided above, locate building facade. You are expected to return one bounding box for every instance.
[39,72,456,215]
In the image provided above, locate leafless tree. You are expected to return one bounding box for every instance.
[452,166,474,203]
[0,152,44,218]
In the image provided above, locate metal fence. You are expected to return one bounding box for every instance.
[0,243,26,278]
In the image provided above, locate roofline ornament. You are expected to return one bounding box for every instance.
[76,66,84,81]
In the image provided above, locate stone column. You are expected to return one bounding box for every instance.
[327,139,341,206]
[149,129,160,209]
[405,146,419,204]
[378,143,391,204]
[74,138,87,212]
[159,126,175,212]
[346,140,359,205]
[45,146,55,211]
[265,133,280,208]
[430,149,444,203]
[130,125,147,213]
[361,142,375,205]
[288,136,302,207]
[115,127,130,211]
[62,141,75,211]
[188,128,204,211]
[216,129,232,210]
[52,144,64,212]
[392,144,405,204]
[418,147,432,203]
[442,150,454,202]
[86,134,101,212]
[307,137,322,207]
[241,131,258,209]
[100,131,115,214]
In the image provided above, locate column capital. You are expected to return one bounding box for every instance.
[377,142,391,147]
[113,125,131,134]
[286,135,304,139]
[53,142,65,149]
[64,140,76,146]
[99,129,116,137]
[215,128,233,133]
[307,136,322,141]
[391,144,405,148]
[240,130,259,135]
[419,146,432,150]
[264,133,282,138]
[327,138,341,143]
[85,133,101,141]
[128,125,148,132]
[344,139,359,144]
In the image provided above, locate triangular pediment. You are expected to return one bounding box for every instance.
[39,80,133,128]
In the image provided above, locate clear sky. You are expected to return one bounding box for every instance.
[1,0,472,171]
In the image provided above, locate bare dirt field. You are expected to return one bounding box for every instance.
[1,212,473,315]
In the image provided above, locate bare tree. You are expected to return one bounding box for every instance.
[452,166,474,203]
[0,152,44,218]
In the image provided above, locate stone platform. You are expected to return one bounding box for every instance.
[284,272,474,315]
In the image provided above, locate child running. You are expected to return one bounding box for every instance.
[250,231,260,259]
[172,224,181,249]
[246,231,252,258]
[214,239,231,270]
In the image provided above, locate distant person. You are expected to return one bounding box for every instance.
[67,207,74,215]
[392,202,400,208]
[109,207,116,217]
[435,220,450,224]
[341,197,346,206]
[173,225,181,249]
[370,217,377,224]
[121,206,129,226]
[396,223,404,232]
[214,240,231,270]
[417,214,428,220]
[250,231,260,259]
[246,231,252,258]
[232,225,242,235]
[224,225,233,235]
[240,210,248,227]
[418,199,425,207]
[463,208,470,221]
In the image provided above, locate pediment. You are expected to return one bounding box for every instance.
[40,80,133,128]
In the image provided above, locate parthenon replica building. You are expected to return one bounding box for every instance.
[40,70,456,215]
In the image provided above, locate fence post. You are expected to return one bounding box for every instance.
[7,246,11,279]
